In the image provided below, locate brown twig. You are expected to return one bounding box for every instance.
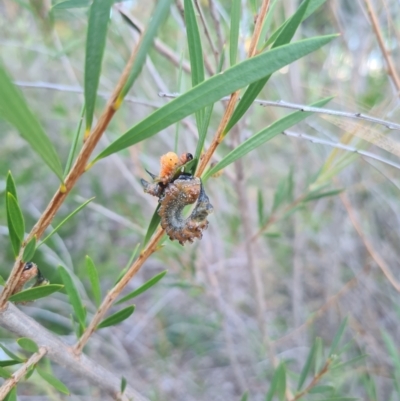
[74,227,165,354]
[0,346,47,399]
[196,0,271,176]
[363,0,400,93]
[0,30,142,307]
[0,303,148,401]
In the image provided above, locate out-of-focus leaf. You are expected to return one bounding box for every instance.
[37,368,70,395]
[0,360,22,367]
[314,336,324,375]
[313,398,358,401]
[58,266,86,327]
[39,197,94,246]
[329,316,348,355]
[85,256,101,307]
[143,206,161,247]
[303,189,344,202]
[17,338,38,353]
[298,338,317,390]
[266,363,286,401]
[120,376,127,394]
[97,305,135,329]
[331,354,368,370]
[119,0,173,100]
[9,284,63,303]
[0,275,6,286]
[116,270,167,305]
[22,236,36,262]
[0,366,12,378]
[3,387,16,401]
[225,0,312,135]
[309,385,335,394]
[205,97,332,179]
[0,64,63,180]
[239,391,248,401]
[25,364,35,379]
[52,0,90,10]
[115,243,140,284]
[94,35,337,162]
[257,189,264,226]
[84,0,113,133]
[382,330,400,374]
[229,0,241,66]
[6,193,25,242]
[0,344,23,362]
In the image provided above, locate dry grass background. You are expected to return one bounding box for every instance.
[1,0,400,399]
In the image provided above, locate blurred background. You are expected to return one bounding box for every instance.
[1,0,400,399]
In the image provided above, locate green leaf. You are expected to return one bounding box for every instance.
[331,354,368,370]
[0,274,6,286]
[97,305,135,329]
[6,172,17,200]
[257,189,264,226]
[4,387,16,401]
[22,236,37,262]
[205,97,332,179]
[266,363,286,401]
[84,0,113,132]
[37,368,70,395]
[0,360,22,367]
[17,338,38,353]
[8,284,63,303]
[225,0,312,134]
[5,172,20,256]
[0,366,12,378]
[297,338,317,390]
[115,243,140,284]
[6,193,25,242]
[52,0,90,9]
[303,188,344,202]
[120,376,127,394]
[272,177,289,212]
[116,270,167,305]
[94,35,337,162]
[0,63,63,180]
[119,0,173,100]
[329,316,348,356]
[309,385,334,394]
[0,344,23,362]
[382,330,400,374]
[313,398,358,401]
[229,0,241,66]
[58,266,86,327]
[39,197,94,246]
[143,205,161,247]
[239,391,248,401]
[85,256,101,307]
[314,336,324,375]
[64,105,85,177]
[25,364,35,379]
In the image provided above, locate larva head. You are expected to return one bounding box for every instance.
[179,152,193,165]
[159,152,180,179]
[20,262,39,285]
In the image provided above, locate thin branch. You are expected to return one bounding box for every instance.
[159,92,400,131]
[363,0,400,93]
[74,227,165,354]
[0,303,148,401]
[0,346,47,399]
[208,0,224,52]
[339,190,400,293]
[283,130,400,171]
[0,35,144,307]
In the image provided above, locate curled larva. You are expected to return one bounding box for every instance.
[141,173,213,245]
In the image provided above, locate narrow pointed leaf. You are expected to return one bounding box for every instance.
[6,193,25,242]
[0,360,22,367]
[314,336,324,375]
[58,266,86,327]
[85,256,101,307]
[0,275,6,286]
[37,368,70,395]
[309,385,335,394]
[9,284,64,303]
[97,305,135,329]
[39,197,94,246]
[0,64,63,180]
[119,0,173,100]
[94,35,337,162]
[0,344,23,362]
[382,330,400,374]
[205,97,332,179]
[143,205,161,247]
[120,377,127,394]
[240,391,248,401]
[115,243,140,284]
[4,387,16,401]
[17,338,38,353]
[225,0,311,134]
[303,188,344,202]
[22,236,37,262]
[5,173,20,256]
[116,270,167,305]
[276,363,286,401]
[52,0,90,10]
[297,339,317,390]
[229,0,241,66]
[6,172,17,200]
[329,316,348,355]
[84,0,113,132]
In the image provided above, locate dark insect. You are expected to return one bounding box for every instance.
[11,262,49,298]
[141,152,213,245]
